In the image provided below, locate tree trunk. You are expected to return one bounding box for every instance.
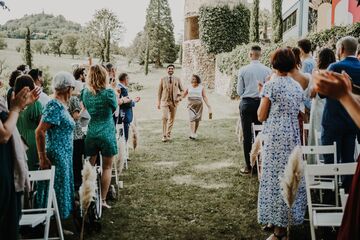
[105,30,111,63]
[272,0,283,43]
[145,37,150,75]
[25,27,32,68]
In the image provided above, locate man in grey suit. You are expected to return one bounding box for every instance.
[237,45,272,174]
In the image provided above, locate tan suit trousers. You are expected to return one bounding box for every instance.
[162,103,177,137]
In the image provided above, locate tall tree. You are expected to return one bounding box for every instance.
[25,27,32,68]
[250,0,260,42]
[145,0,177,68]
[62,34,79,58]
[49,34,63,57]
[85,9,124,63]
[272,0,283,43]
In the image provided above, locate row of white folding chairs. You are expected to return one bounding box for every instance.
[305,162,357,240]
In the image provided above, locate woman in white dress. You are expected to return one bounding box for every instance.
[182,75,212,140]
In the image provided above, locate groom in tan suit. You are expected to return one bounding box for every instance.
[157,65,184,142]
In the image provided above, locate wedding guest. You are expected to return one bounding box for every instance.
[7,70,23,109]
[257,48,307,240]
[35,72,76,220]
[313,70,360,240]
[236,45,271,174]
[0,79,40,239]
[182,74,212,140]
[73,67,86,95]
[15,75,43,170]
[16,64,29,74]
[81,65,129,208]
[157,65,184,142]
[29,68,51,108]
[117,73,140,141]
[307,48,336,162]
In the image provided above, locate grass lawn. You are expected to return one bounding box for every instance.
[65,119,316,240]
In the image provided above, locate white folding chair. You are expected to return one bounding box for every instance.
[305,162,357,240]
[339,189,348,211]
[251,123,263,180]
[302,143,338,206]
[20,166,64,240]
[303,123,310,146]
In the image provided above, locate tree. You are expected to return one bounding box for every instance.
[33,41,46,54]
[49,34,63,57]
[84,9,124,63]
[25,27,32,68]
[250,0,260,42]
[127,31,146,64]
[144,35,150,75]
[0,33,7,50]
[145,0,177,67]
[272,0,283,43]
[62,34,79,58]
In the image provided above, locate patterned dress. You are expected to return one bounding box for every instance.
[258,76,307,227]
[81,88,118,157]
[36,99,75,219]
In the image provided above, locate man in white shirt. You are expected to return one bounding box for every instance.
[237,45,271,174]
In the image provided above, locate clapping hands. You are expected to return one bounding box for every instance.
[10,86,41,112]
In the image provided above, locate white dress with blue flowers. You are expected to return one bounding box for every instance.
[258,76,307,227]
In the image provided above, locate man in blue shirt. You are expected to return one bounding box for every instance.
[322,36,360,166]
[237,45,272,174]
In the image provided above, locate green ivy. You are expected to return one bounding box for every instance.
[199,4,250,55]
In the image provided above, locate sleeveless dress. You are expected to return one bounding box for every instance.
[35,99,75,219]
[258,76,307,227]
[187,85,203,122]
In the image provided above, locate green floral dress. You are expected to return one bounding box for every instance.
[35,99,75,219]
[81,88,118,157]
[17,100,43,170]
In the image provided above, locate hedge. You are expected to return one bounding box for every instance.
[199,4,250,55]
[218,22,360,98]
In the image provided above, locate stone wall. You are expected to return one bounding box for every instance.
[182,40,215,89]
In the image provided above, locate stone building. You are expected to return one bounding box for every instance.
[182,0,247,89]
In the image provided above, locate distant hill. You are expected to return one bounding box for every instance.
[0,13,82,39]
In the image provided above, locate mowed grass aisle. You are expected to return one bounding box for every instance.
[86,119,267,240]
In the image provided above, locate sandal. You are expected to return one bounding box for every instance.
[266,232,287,240]
[240,167,251,175]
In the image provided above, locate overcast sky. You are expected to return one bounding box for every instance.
[0,0,297,46]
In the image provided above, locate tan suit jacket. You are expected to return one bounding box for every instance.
[158,76,184,106]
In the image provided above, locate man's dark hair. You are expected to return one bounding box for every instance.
[105,63,113,71]
[271,48,296,73]
[167,64,175,69]
[192,74,201,84]
[318,48,336,70]
[119,73,128,82]
[14,75,35,95]
[28,69,42,81]
[9,70,23,88]
[251,45,262,52]
[16,64,28,73]
[297,39,312,54]
[73,67,85,80]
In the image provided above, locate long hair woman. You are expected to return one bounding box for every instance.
[257,48,307,240]
[81,64,129,208]
[182,74,212,140]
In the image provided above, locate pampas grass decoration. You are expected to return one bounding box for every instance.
[250,133,262,168]
[280,146,304,208]
[130,122,138,151]
[79,161,97,240]
[117,128,126,176]
[236,118,243,143]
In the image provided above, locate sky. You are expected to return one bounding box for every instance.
[0,0,297,46]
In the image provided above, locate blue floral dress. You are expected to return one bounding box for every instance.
[36,99,75,219]
[258,76,307,227]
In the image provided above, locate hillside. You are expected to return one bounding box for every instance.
[0,13,82,39]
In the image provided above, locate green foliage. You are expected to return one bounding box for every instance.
[272,0,283,43]
[0,33,7,50]
[250,0,260,42]
[0,13,82,39]
[37,66,52,95]
[145,0,177,67]
[61,34,79,58]
[33,41,46,54]
[48,35,63,57]
[127,31,146,65]
[24,27,32,68]
[199,4,250,55]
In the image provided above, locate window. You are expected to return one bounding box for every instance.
[283,10,297,33]
[184,16,199,41]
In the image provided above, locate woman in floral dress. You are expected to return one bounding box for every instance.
[35,72,75,219]
[257,48,307,240]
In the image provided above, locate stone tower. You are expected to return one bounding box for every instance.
[182,0,247,88]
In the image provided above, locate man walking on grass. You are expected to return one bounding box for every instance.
[157,65,184,142]
[237,45,271,175]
